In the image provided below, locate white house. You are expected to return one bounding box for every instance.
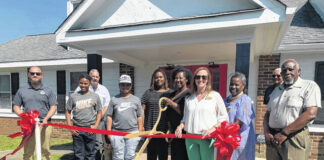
[0,0,323,158]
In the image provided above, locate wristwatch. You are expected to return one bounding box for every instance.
[280,129,289,137]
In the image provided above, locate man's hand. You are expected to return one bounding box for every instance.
[71,130,79,136]
[274,132,287,146]
[89,125,98,135]
[265,132,274,146]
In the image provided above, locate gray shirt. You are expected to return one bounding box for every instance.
[66,92,102,127]
[107,94,142,132]
[13,84,57,121]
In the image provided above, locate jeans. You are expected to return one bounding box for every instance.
[73,131,97,160]
[110,131,141,160]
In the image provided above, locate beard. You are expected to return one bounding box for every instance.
[284,79,294,85]
[29,78,41,86]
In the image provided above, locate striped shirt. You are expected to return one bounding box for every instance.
[141,89,172,132]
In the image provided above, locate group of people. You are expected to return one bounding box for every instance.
[12,58,321,160]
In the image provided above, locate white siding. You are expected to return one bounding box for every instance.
[281,52,324,80]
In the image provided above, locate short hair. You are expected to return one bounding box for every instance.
[28,66,42,73]
[89,69,99,75]
[273,68,281,73]
[281,59,299,70]
[230,72,247,87]
[150,68,169,90]
[192,67,212,94]
[79,73,92,82]
[172,66,192,85]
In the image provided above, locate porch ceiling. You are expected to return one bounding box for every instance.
[99,41,236,66]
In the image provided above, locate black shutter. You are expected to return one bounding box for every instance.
[314,62,324,124]
[57,70,66,114]
[11,73,19,112]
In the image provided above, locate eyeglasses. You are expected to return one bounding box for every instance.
[29,72,42,76]
[282,68,294,72]
[194,75,207,80]
[272,74,281,78]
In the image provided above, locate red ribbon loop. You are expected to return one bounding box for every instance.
[211,121,241,160]
[1,110,39,160]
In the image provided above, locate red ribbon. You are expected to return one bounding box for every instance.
[1,110,39,160]
[210,121,241,160]
[2,113,241,160]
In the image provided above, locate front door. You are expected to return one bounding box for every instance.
[160,64,227,98]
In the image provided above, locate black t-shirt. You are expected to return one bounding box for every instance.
[141,89,173,132]
[167,88,191,132]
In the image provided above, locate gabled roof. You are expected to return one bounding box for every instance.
[280,2,324,45]
[0,34,86,63]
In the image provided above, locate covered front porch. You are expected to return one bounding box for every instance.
[56,0,292,101]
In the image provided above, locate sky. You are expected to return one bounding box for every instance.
[0,1,67,44]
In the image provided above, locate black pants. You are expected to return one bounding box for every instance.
[147,138,169,160]
[171,138,188,160]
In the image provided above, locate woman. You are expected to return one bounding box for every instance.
[175,67,228,160]
[141,68,172,160]
[164,66,192,160]
[107,75,142,160]
[65,74,102,160]
[224,72,255,160]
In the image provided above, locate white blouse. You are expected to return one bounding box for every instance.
[182,91,228,134]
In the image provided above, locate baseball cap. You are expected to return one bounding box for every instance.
[119,74,132,84]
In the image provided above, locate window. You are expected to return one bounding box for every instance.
[0,75,11,112]
[314,62,324,124]
[70,72,87,94]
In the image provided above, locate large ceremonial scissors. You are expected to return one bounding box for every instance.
[125,97,169,160]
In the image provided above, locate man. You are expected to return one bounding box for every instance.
[263,59,321,160]
[13,66,57,160]
[75,69,111,159]
[263,68,283,104]
[107,75,143,160]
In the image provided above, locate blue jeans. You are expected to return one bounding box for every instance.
[110,131,141,160]
[73,131,97,160]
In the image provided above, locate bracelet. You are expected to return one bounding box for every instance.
[280,129,289,137]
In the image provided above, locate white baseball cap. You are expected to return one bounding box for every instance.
[119,74,132,84]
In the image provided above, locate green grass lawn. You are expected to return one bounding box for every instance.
[0,135,73,159]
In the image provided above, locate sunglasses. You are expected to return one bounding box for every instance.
[272,74,281,78]
[29,72,42,76]
[120,83,131,87]
[282,68,294,72]
[194,75,207,80]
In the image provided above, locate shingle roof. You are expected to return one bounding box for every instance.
[0,34,86,63]
[280,2,324,45]
[280,0,307,8]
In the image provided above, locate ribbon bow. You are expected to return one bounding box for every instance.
[9,110,40,138]
[210,121,241,160]
[1,110,39,160]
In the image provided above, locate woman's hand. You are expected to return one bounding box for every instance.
[202,127,216,138]
[175,123,185,138]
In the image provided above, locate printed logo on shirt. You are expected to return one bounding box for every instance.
[117,102,132,112]
[40,90,46,95]
[75,99,93,111]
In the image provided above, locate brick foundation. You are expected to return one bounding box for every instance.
[0,117,71,139]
